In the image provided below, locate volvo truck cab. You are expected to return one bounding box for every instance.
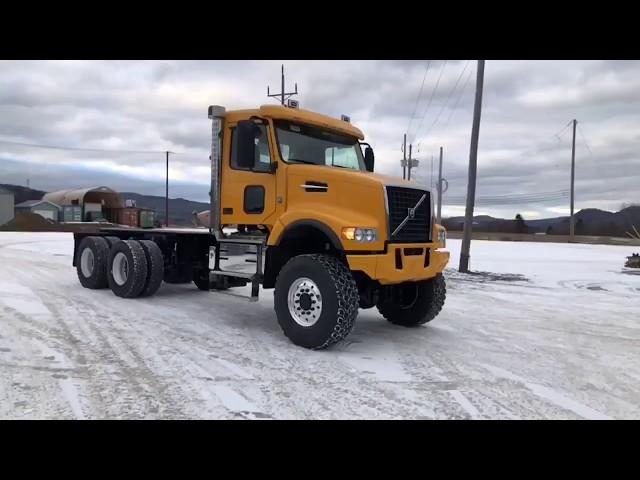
[73,102,449,350]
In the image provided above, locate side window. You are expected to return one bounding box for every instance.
[230,123,272,172]
[325,146,359,169]
[279,143,290,161]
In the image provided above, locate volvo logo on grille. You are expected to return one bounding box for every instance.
[391,193,427,237]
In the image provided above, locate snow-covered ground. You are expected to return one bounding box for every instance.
[0,232,638,419]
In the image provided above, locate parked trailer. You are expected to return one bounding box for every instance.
[73,103,450,349]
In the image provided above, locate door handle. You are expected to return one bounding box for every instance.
[301,182,328,192]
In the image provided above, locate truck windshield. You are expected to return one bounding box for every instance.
[275,120,365,171]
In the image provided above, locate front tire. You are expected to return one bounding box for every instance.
[377,274,446,327]
[274,254,359,350]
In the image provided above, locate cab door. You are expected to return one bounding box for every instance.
[220,118,277,228]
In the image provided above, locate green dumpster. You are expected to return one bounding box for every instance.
[139,209,155,228]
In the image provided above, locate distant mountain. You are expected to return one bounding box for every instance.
[443,215,502,226]
[443,207,640,237]
[0,184,47,204]
[616,206,640,225]
[525,216,568,229]
[119,192,209,226]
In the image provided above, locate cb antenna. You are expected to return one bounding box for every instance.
[267,64,299,105]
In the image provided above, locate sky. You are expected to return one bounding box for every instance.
[0,60,638,219]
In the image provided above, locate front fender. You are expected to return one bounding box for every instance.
[267,208,384,251]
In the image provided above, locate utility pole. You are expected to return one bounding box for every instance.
[165,151,169,227]
[407,144,413,180]
[430,155,434,190]
[402,134,407,179]
[459,60,485,273]
[267,65,299,105]
[569,119,577,241]
[437,146,444,224]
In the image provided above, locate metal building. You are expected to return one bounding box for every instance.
[43,186,123,222]
[14,200,61,221]
[0,187,14,226]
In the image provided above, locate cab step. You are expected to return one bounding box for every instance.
[209,237,265,301]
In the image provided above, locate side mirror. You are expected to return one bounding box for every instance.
[235,120,260,169]
[364,146,375,172]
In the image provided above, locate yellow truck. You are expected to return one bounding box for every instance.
[72,102,450,349]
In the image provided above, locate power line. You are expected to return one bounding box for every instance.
[0,138,176,155]
[448,199,569,206]
[446,194,570,204]
[406,61,431,137]
[447,195,569,202]
[441,68,474,133]
[437,119,589,180]
[445,189,570,204]
[553,120,573,142]
[446,192,570,206]
[417,60,471,147]
[447,189,569,200]
[446,189,569,202]
[449,198,568,206]
[411,60,448,144]
[577,123,593,156]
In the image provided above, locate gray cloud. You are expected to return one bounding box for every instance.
[1,60,639,218]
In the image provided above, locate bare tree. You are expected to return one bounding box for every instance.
[515,213,526,234]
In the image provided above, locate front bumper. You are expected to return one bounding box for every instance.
[347,244,450,285]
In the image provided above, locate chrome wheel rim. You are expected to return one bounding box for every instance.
[112,252,129,286]
[287,277,322,327]
[80,248,94,278]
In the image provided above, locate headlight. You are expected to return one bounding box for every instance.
[342,227,378,243]
[364,229,375,242]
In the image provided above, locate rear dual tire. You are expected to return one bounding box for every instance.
[104,236,122,247]
[107,240,149,298]
[107,239,165,298]
[76,236,110,289]
[138,240,164,297]
[76,236,164,298]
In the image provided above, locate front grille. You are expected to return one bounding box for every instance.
[386,186,431,243]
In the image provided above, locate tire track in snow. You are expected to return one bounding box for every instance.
[210,385,264,416]
[73,298,196,418]
[36,285,196,418]
[480,363,612,420]
[448,390,480,419]
[59,377,86,420]
[72,288,278,418]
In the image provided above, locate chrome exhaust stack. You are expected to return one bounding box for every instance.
[208,105,225,240]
